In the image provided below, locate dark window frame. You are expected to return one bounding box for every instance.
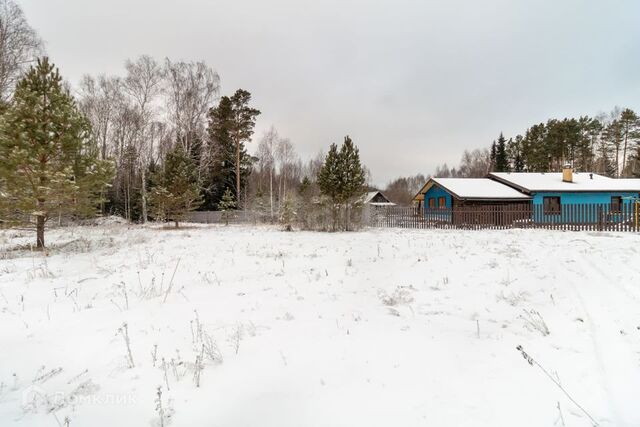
[611,196,622,213]
[438,197,446,209]
[428,198,435,209]
[543,196,561,215]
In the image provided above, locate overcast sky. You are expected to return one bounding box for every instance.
[20,0,640,186]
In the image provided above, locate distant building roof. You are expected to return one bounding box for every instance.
[490,172,640,193]
[430,178,532,200]
[364,191,395,205]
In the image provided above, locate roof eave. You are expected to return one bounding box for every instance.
[527,189,640,193]
[487,173,533,194]
[459,197,532,201]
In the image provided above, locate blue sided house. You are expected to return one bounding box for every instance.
[414,177,532,224]
[414,167,640,225]
[489,168,640,223]
[416,177,531,210]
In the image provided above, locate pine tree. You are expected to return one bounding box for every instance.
[619,108,640,176]
[317,143,341,230]
[0,58,113,248]
[148,144,202,228]
[218,188,236,225]
[204,97,235,209]
[338,136,366,230]
[596,136,616,177]
[205,91,259,209]
[229,89,260,203]
[603,120,623,177]
[576,116,600,172]
[317,136,366,231]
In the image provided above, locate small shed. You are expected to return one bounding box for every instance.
[364,191,396,206]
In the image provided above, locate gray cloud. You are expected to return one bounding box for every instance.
[21,0,640,185]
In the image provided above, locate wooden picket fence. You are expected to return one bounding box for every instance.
[368,203,640,232]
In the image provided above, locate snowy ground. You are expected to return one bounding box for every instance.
[0,223,639,427]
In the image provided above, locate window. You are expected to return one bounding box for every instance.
[438,197,446,209]
[428,198,435,209]
[611,196,622,212]
[543,196,561,215]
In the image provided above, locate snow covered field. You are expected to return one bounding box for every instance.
[0,223,639,427]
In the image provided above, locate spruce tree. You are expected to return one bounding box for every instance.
[297,176,314,230]
[489,141,497,171]
[495,133,509,172]
[148,144,202,228]
[204,97,235,209]
[218,188,236,225]
[0,58,113,248]
[508,136,525,172]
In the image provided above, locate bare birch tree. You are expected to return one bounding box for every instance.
[78,75,122,160]
[123,55,163,222]
[0,0,43,102]
[276,137,295,208]
[257,126,278,218]
[164,59,220,155]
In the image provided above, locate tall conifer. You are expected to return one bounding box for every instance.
[0,58,113,248]
[495,133,509,172]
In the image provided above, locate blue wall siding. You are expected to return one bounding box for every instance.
[420,183,638,224]
[424,185,452,209]
[423,184,452,221]
[532,191,639,223]
[532,192,638,206]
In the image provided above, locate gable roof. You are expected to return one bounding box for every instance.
[489,172,640,193]
[364,191,382,203]
[426,178,531,201]
[363,191,395,205]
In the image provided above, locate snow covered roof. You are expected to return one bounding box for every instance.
[431,178,532,200]
[363,191,395,205]
[364,191,380,203]
[489,172,640,193]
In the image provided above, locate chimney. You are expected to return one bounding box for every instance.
[562,164,573,183]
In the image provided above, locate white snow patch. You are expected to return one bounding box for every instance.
[0,224,639,426]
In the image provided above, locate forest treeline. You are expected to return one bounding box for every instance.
[77,60,368,228]
[0,1,369,248]
[384,109,640,205]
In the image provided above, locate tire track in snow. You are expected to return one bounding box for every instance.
[563,250,640,427]
[540,246,614,425]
